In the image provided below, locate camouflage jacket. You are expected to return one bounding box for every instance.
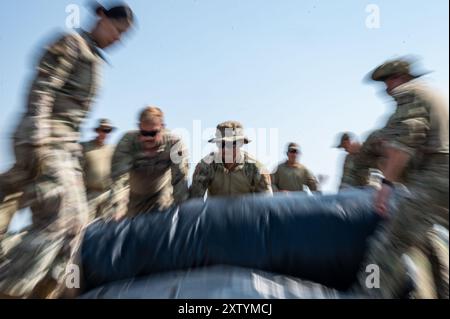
[271,162,318,192]
[190,151,273,198]
[110,130,189,216]
[14,31,103,147]
[381,80,449,180]
[382,80,449,157]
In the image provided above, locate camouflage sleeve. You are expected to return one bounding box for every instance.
[111,133,136,181]
[79,141,89,177]
[252,163,273,195]
[26,34,81,146]
[384,90,430,156]
[108,133,135,211]
[357,130,386,170]
[304,168,319,192]
[170,138,190,204]
[189,160,213,199]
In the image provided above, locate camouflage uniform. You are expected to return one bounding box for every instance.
[403,226,449,299]
[190,121,272,198]
[357,60,449,299]
[191,152,272,198]
[0,194,21,238]
[0,30,103,298]
[109,130,189,217]
[0,193,21,260]
[81,139,114,221]
[340,130,385,189]
[271,162,318,192]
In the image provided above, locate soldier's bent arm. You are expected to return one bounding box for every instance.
[305,168,319,192]
[189,161,213,199]
[107,133,135,212]
[253,164,273,195]
[26,34,81,146]
[111,133,135,182]
[270,167,280,192]
[170,139,190,204]
[381,147,411,183]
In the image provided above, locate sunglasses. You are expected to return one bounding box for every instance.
[140,129,161,138]
[288,149,298,154]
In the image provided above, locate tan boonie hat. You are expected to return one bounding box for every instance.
[208,121,251,144]
[95,118,116,131]
[368,58,430,82]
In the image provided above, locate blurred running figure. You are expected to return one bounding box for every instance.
[0,3,134,298]
[356,58,449,298]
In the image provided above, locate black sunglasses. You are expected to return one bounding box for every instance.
[140,129,161,137]
[100,128,113,134]
[288,149,298,154]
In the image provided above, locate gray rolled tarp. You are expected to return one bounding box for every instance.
[81,188,386,292]
[81,265,359,299]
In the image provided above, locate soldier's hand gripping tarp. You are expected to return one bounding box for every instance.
[81,189,384,291]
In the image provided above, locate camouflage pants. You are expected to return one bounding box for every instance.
[0,143,89,298]
[357,159,449,299]
[0,194,21,259]
[0,194,21,236]
[0,143,40,237]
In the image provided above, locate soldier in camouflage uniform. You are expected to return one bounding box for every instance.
[81,119,116,221]
[190,121,272,199]
[107,107,189,218]
[0,5,134,298]
[336,131,385,190]
[356,58,449,298]
[336,132,365,189]
[271,143,319,193]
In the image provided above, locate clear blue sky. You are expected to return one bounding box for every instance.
[1,0,449,193]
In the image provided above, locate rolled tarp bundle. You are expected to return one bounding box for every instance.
[81,189,383,292]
